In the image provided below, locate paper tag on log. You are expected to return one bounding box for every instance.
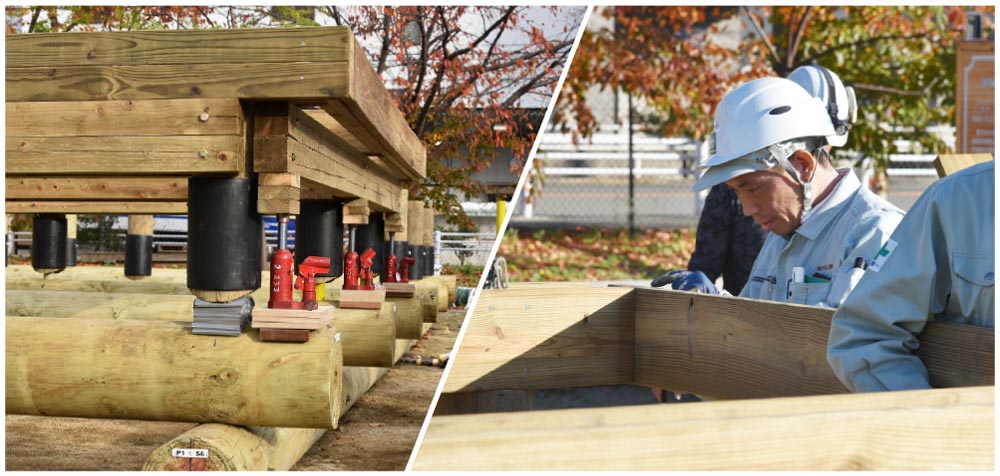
[172,448,209,459]
[334,332,341,342]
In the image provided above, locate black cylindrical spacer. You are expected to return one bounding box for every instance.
[407,243,423,280]
[125,234,153,277]
[32,213,67,272]
[422,245,433,276]
[295,200,344,278]
[187,177,262,291]
[354,214,385,275]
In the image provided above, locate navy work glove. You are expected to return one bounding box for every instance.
[650,270,719,294]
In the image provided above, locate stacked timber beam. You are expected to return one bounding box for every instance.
[421,283,994,470]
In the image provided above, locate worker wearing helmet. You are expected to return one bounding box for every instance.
[828,160,995,392]
[669,75,903,307]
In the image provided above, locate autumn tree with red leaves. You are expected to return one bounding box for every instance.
[556,6,994,185]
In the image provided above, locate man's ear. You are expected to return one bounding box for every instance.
[789,150,816,182]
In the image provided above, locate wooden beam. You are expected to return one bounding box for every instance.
[6,317,344,429]
[6,98,244,137]
[300,109,405,180]
[6,27,353,68]
[252,103,402,213]
[6,177,188,201]
[632,288,994,399]
[5,201,187,214]
[7,63,349,102]
[319,32,426,181]
[414,386,994,471]
[934,153,993,178]
[422,207,435,248]
[7,135,244,175]
[434,390,532,416]
[407,201,425,246]
[442,284,635,393]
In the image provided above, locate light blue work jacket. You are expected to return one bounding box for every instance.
[828,160,995,392]
[739,169,904,307]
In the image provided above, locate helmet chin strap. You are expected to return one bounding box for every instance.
[767,141,820,220]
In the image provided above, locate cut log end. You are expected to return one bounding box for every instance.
[190,288,254,303]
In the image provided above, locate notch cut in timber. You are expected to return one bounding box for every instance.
[444,284,993,399]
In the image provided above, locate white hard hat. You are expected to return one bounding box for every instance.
[695,77,835,192]
[788,65,857,147]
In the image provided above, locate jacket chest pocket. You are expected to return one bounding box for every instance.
[951,252,995,320]
[787,281,832,306]
[747,275,776,299]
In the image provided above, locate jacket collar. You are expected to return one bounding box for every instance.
[793,168,859,240]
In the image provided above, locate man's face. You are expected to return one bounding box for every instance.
[725,168,803,236]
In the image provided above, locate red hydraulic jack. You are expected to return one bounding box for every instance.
[399,255,416,283]
[341,222,387,308]
[384,232,399,283]
[358,248,376,290]
[268,216,331,311]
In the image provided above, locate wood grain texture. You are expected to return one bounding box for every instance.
[434,390,532,416]
[6,98,243,137]
[407,201,425,246]
[7,63,349,102]
[330,303,397,368]
[933,153,993,177]
[442,285,635,393]
[633,288,994,398]
[319,33,425,181]
[5,201,187,214]
[143,364,391,471]
[127,214,154,235]
[413,386,994,471]
[253,104,402,212]
[387,296,426,340]
[422,208,434,247]
[6,317,343,429]
[6,176,188,201]
[6,27,352,68]
[7,135,243,175]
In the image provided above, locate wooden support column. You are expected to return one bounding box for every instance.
[414,386,994,471]
[406,201,425,280]
[257,173,300,216]
[6,317,343,428]
[65,214,78,266]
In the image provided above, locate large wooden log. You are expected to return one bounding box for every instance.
[443,284,635,393]
[6,289,395,368]
[414,279,441,322]
[387,296,426,340]
[6,317,343,428]
[142,322,426,471]
[142,366,388,471]
[414,386,994,471]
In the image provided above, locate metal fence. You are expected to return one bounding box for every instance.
[512,91,942,231]
[435,231,497,268]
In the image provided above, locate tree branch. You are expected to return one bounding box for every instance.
[788,6,812,71]
[375,10,392,73]
[446,6,516,59]
[801,32,931,65]
[28,7,42,32]
[742,6,782,67]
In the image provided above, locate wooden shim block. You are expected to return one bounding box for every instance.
[6,98,243,137]
[260,328,310,343]
[128,214,154,235]
[6,200,187,214]
[934,153,993,178]
[144,364,390,471]
[251,316,333,330]
[7,63,349,103]
[384,212,405,234]
[407,201,425,245]
[383,282,416,298]
[318,34,425,182]
[5,317,344,428]
[6,176,188,201]
[257,199,300,215]
[632,288,994,399]
[253,104,402,212]
[342,199,371,225]
[339,288,386,309]
[7,135,243,175]
[442,286,635,393]
[413,386,994,471]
